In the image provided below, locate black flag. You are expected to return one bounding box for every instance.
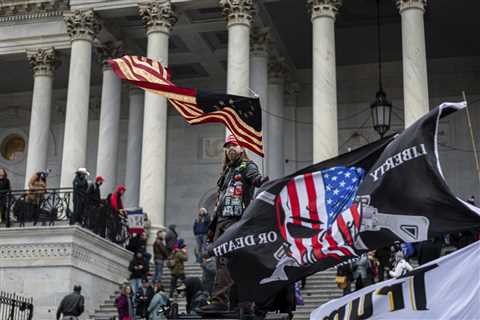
[212,101,480,304]
[211,135,394,304]
[356,101,480,248]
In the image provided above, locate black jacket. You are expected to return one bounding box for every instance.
[216,159,264,219]
[129,257,149,279]
[56,292,84,319]
[87,182,101,205]
[0,177,10,205]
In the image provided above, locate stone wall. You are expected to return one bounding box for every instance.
[0,226,131,319]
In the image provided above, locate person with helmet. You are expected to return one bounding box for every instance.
[56,285,85,320]
[200,134,268,314]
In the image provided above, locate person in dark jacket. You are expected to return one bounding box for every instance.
[129,251,149,295]
[201,134,268,314]
[56,285,84,320]
[0,168,11,224]
[153,230,169,284]
[165,224,178,254]
[183,277,209,315]
[87,176,104,232]
[135,279,155,319]
[72,168,89,226]
[193,207,210,262]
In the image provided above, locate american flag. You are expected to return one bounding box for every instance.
[108,55,263,156]
[276,166,364,265]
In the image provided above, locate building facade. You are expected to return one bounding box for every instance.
[0,0,479,251]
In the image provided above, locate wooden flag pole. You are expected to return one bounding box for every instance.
[462,91,480,188]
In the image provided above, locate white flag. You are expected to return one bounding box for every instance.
[310,241,480,320]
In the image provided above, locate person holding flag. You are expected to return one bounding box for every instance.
[200,134,268,315]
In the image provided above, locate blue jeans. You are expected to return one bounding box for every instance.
[154,259,164,284]
[195,234,207,262]
[131,278,142,296]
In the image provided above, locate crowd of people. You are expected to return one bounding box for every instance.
[335,221,480,295]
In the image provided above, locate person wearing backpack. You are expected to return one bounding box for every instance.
[167,239,188,298]
[56,285,84,320]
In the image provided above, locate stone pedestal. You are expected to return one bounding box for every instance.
[0,226,131,320]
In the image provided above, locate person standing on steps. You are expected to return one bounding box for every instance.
[200,134,268,315]
[56,285,84,320]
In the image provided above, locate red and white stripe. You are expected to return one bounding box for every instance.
[108,55,264,156]
[277,172,359,265]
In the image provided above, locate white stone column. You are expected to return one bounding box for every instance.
[308,0,341,163]
[397,0,429,127]
[220,0,254,96]
[25,48,58,187]
[60,10,101,188]
[267,57,287,179]
[138,1,176,228]
[249,27,269,174]
[125,87,144,208]
[95,42,124,197]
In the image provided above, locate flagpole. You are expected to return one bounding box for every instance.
[462,91,480,189]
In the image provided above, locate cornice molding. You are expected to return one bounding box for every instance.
[0,10,63,23]
[0,0,68,16]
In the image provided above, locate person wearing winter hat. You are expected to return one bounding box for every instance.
[201,134,268,314]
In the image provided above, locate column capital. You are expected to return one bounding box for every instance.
[268,56,288,84]
[95,41,125,69]
[138,1,177,36]
[396,0,427,13]
[250,27,270,57]
[219,0,255,28]
[307,0,342,21]
[26,47,59,77]
[63,9,101,42]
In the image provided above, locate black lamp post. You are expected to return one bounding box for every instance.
[371,0,392,138]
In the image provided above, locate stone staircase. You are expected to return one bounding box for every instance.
[90,264,342,320]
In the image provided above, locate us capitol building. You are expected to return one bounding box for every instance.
[0,0,479,318]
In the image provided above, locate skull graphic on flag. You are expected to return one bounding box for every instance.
[275,166,364,265]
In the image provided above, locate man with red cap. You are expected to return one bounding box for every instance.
[201,134,268,316]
